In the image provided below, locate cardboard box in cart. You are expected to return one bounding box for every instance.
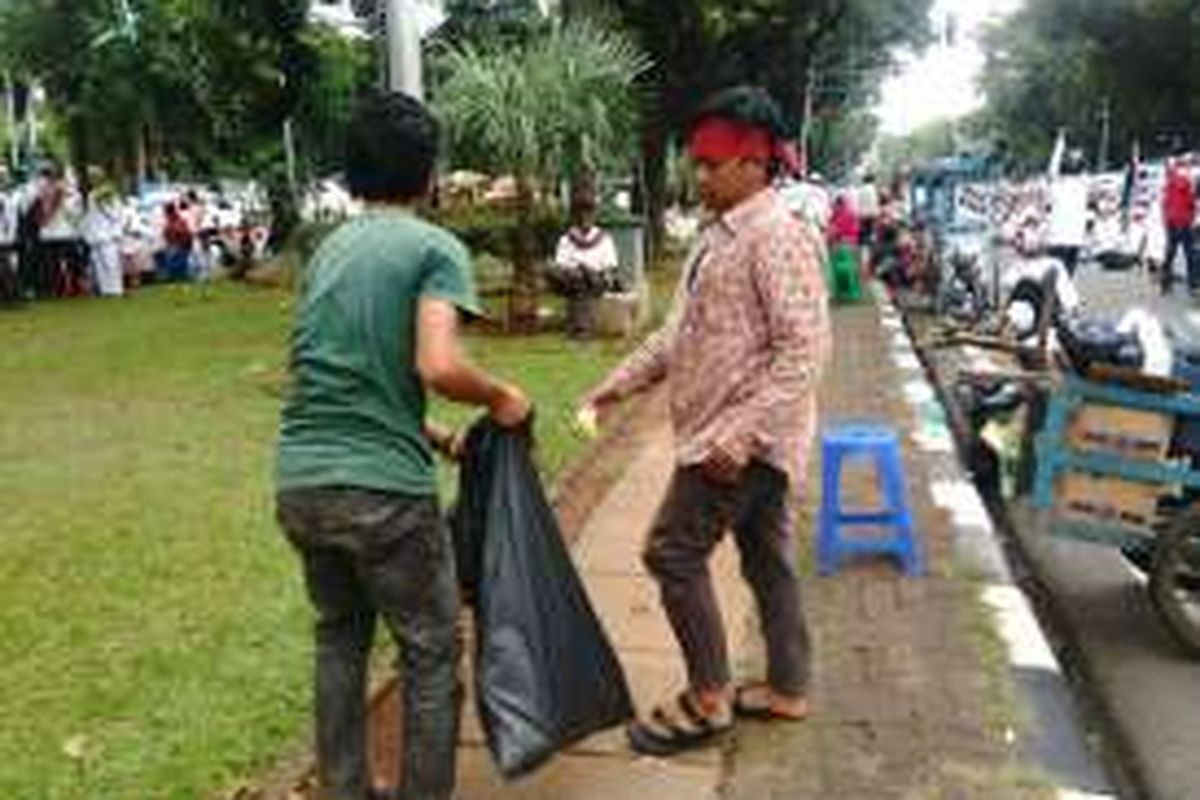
[1065,404,1174,460]
[1056,403,1175,535]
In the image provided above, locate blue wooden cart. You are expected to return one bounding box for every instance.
[1034,370,1200,655]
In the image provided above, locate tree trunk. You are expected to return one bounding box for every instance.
[67,111,90,202]
[135,123,149,188]
[639,121,668,265]
[267,175,301,251]
[507,178,539,332]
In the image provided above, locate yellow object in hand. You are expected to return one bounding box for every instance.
[573,405,600,440]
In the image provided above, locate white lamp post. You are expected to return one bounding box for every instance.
[386,0,424,99]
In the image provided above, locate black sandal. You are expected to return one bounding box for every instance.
[626,691,732,757]
[733,684,809,722]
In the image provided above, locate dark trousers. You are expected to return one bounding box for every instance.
[276,487,461,800]
[1162,225,1198,290]
[158,246,192,282]
[0,247,19,304]
[642,462,810,696]
[546,267,613,338]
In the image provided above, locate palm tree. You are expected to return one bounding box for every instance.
[434,19,650,330]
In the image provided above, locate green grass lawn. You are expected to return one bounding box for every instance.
[0,282,630,800]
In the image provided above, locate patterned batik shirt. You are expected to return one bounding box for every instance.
[594,188,830,490]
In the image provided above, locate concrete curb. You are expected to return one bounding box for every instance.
[874,285,1117,800]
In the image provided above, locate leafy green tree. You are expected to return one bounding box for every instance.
[434,19,649,328]
[603,0,933,247]
[439,0,548,47]
[810,108,877,180]
[0,0,239,187]
[0,0,115,189]
[875,118,958,178]
[872,115,997,179]
[294,26,375,178]
[0,0,351,202]
[979,0,1197,168]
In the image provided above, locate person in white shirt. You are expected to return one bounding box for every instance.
[118,202,156,291]
[856,177,880,257]
[82,185,125,296]
[1045,152,1090,276]
[0,188,18,303]
[777,176,831,233]
[553,192,618,279]
[549,185,619,337]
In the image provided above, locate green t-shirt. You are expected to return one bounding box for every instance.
[275,209,480,496]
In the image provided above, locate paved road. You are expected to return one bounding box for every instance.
[1011,262,1200,800]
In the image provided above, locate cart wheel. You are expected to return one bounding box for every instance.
[1150,505,1200,658]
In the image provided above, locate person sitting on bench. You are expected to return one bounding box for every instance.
[548,185,619,338]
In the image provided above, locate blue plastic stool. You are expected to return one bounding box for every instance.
[818,423,922,576]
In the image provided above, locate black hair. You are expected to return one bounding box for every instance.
[688,85,794,176]
[689,86,792,139]
[570,179,598,213]
[345,89,441,202]
[1062,148,1087,176]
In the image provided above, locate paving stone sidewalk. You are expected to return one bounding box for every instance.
[448,397,747,800]
[434,295,1071,800]
[722,299,1052,800]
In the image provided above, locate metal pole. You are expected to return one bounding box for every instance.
[4,72,16,171]
[28,84,38,158]
[1098,96,1111,172]
[800,65,816,177]
[386,0,423,99]
[283,117,299,200]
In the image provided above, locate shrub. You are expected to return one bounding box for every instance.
[288,220,343,264]
[430,203,566,262]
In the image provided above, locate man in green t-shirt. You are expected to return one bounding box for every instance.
[275,90,529,800]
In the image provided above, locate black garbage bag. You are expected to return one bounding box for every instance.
[450,418,634,778]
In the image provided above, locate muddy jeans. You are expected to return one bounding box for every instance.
[276,487,461,800]
[643,462,810,696]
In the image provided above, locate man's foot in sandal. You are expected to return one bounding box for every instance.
[733,683,809,722]
[626,691,733,756]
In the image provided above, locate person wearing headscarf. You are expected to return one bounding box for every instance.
[82,182,125,297]
[580,86,830,756]
[549,182,620,337]
[826,192,863,300]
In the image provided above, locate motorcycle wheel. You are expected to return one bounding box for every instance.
[1149,505,1200,658]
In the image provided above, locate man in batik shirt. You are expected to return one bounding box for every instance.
[580,86,830,756]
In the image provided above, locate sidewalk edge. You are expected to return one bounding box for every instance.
[877,285,1117,800]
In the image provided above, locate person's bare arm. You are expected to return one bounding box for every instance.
[417,297,530,427]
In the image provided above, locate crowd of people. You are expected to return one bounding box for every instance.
[775,174,931,304]
[0,164,271,306]
[782,146,1198,310]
